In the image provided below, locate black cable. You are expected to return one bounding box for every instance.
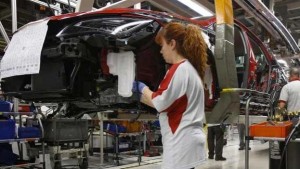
[129,82,142,122]
[67,0,72,13]
[46,0,55,16]
[278,121,300,169]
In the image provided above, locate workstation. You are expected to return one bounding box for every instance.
[0,0,300,169]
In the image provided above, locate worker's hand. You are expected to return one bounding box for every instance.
[132,81,147,93]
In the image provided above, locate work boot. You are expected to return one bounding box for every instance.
[215,156,226,161]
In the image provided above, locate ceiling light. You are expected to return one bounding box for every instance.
[177,0,213,16]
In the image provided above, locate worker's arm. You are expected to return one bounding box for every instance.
[278,85,288,110]
[140,87,155,108]
[132,81,155,108]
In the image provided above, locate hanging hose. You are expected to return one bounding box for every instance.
[130,56,142,122]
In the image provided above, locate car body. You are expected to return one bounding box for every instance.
[0,8,287,118]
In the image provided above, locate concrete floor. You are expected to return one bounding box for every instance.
[87,134,270,169]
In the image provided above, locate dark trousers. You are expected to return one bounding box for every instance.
[207,125,224,158]
[237,123,245,148]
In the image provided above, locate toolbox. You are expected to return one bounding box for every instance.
[250,121,293,138]
[0,119,16,139]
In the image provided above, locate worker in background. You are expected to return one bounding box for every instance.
[207,124,226,161]
[132,22,207,169]
[278,67,300,115]
[204,61,226,160]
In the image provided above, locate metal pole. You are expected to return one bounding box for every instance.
[245,97,253,169]
[89,128,94,156]
[11,0,17,33]
[13,98,19,123]
[38,117,46,169]
[143,130,147,153]
[0,21,10,44]
[138,132,142,165]
[97,112,104,165]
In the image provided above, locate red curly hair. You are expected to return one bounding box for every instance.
[155,22,207,80]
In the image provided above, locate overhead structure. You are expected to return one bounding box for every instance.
[234,0,300,54]
[99,0,214,18]
[28,0,61,12]
[11,0,17,33]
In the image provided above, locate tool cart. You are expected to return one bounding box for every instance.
[0,101,45,169]
[103,121,144,166]
[88,111,158,167]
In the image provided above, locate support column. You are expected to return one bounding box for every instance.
[206,0,240,123]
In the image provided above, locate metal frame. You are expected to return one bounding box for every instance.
[96,111,154,166]
[234,0,300,54]
[222,88,271,169]
[0,112,46,169]
[0,21,10,44]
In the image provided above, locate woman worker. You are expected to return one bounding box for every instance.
[133,22,208,169]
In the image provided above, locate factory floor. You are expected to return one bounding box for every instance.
[87,132,270,169]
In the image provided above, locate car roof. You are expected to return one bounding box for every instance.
[49,8,213,28]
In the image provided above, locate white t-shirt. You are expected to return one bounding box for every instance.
[279,80,300,112]
[152,60,206,169]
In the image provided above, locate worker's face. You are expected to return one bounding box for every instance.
[160,38,176,64]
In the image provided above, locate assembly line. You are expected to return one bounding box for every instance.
[0,0,300,169]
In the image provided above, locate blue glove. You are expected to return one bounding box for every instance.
[132,81,147,93]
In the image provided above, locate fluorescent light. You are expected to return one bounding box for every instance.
[177,0,213,16]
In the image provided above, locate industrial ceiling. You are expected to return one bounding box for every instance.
[0,0,299,58]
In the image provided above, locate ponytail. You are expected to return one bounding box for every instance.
[183,24,208,80]
[155,22,207,80]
